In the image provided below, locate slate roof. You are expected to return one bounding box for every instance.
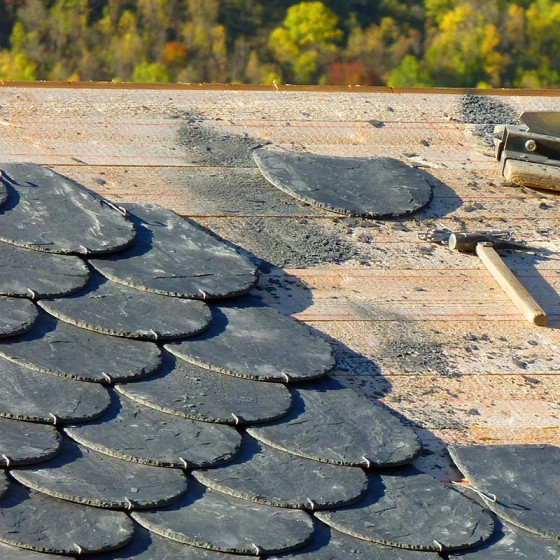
[0,162,557,559]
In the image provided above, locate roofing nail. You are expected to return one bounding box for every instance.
[26,287,37,300]
[306,497,316,511]
[281,372,291,383]
[198,289,208,300]
[179,457,188,469]
[433,540,444,552]
[124,497,134,510]
[251,543,262,555]
[452,481,497,503]
[2,454,11,467]
[231,413,241,426]
[79,245,90,256]
[49,413,59,425]
[362,456,372,469]
[149,329,160,341]
[74,543,83,555]
[101,372,113,384]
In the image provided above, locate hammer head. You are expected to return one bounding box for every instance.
[448,232,533,253]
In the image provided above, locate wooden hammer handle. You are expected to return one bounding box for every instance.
[476,243,548,326]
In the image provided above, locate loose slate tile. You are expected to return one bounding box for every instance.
[0,483,134,555]
[315,468,495,552]
[253,150,433,218]
[0,296,37,338]
[0,242,89,299]
[11,438,188,510]
[193,434,368,510]
[116,354,292,425]
[166,305,335,382]
[449,444,560,540]
[90,203,258,300]
[0,356,110,424]
[0,163,136,255]
[65,392,242,468]
[0,311,162,383]
[0,418,61,466]
[132,478,315,556]
[0,541,74,559]
[39,272,211,341]
[248,377,421,467]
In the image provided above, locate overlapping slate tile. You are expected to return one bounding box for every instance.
[253,150,433,218]
[39,272,212,341]
[89,203,258,300]
[66,392,242,468]
[193,434,368,510]
[132,478,315,556]
[0,541,73,559]
[0,242,90,299]
[449,444,560,540]
[248,377,421,467]
[0,296,37,338]
[117,354,292,425]
[166,304,334,382]
[0,418,61,466]
[315,468,495,552]
[0,356,110,424]
[11,438,188,510]
[0,312,162,383]
[0,163,136,255]
[0,483,134,555]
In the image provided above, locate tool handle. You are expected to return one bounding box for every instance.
[476,243,548,326]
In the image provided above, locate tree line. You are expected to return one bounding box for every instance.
[0,0,559,88]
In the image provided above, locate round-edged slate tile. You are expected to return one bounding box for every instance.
[314,468,495,553]
[65,392,242,468]
[116,354,292,425]
[0,482,134,555]
[449,444,560,540]
[39,272,212,341]
[253,150,433,218]
[0,418,61,466]
[0,356,110,424]
[247,377,421,467]
[165,304,334,382]
[193,434,368,510]
[0,312,162,383]
[132,478,315,556]
[89,203,258,300]
[0,541,74,559]
[0,296,37,338]
[11,438,188,510]
[0,242,90,299]
[0,163,136,255]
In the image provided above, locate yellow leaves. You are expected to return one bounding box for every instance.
[0,51,37,81]
[268,28,299,63]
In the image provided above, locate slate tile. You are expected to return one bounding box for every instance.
[0,541,73,559]
[0,296,38,338]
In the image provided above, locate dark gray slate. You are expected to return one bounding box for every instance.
[0,296,37,338]
[132,478,315,555]
[247,377,421,467]
[65,392,242,468]
[0,242,89,298]
[0,472,7,500]
[0,356,110,424]
[0,312,162,383]
[89,203,258,300]
[315,468,495,552]
[166,305,335,382]
[0,181,7,209]
[0,483,134,554]
[11,439,188,510]
[116,354,292,425]
[253,150,432,218]
[0,418,61,466]
[193,434,368,510]
[0,163,136,255]
[39,272,212,340]
[0,541,74,559]
[449,444,560,540]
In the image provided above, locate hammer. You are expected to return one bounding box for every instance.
[448,233,548,326]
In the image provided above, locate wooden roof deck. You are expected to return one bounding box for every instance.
[1,83,559,482]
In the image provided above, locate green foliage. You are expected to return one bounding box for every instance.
[388,55,433,87]
[133,61,171,82]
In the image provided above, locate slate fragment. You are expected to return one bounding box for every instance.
[0,163,136,255]
[11,438,188,510]
[0,296,37,338]
[248,377,421,467]
[193,434,368,510]
[449,444,560,540]
[253,150,432,218]
[66,392,242,468]
[315,468,495,552]
[116,354,292,425]
[132,478,315,556]
[0,312,162,383]
[39,272,212,341]
[166,304,335,382]
[0,356,110,424]
[0,418,61,466]
[90,203,258,299]
[0,483,134,554]
[0,242,89,299]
